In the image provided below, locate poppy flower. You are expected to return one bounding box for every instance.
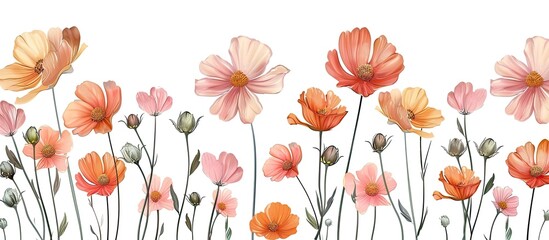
[63,81,122,136]
[263,143,301,182]
[201,152,243,186]
[506,139,549,188]
[137,175,174,215]
[0,100,25,137]
[447,82,487,115]
[433,166,481,201]
[195,36,289,123]
[22,125,72,172]
[326,27,404,97]
[136,87,172,116]
[343,163,396,214]
[492,186,519,217]
[75,152,126,196]
[402,87,444,129]
[287,87,347,131]
[249,202,299,240]
[213,188,238,217]
[377,89,432,138]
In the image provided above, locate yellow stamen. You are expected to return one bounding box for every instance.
[230,71,249,87]
[150,191,162,202]
[357,64,374,81]
[217,202,226,211]
[34,59,44,74]
[497,201,507,210]
[365,183,379,196]
[530,165,543,177]
[97,174,109,186]
[282,161,293,171]
[407,110,415,120]
[525,71,544,87]
[268,222,279,232]
[41,144,56,158]
[91,107,106,122]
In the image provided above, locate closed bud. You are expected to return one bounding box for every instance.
[120,143,142,164]
[544,210,549,221]
[2,188,20,208]
[187,192,203,207]
[321,145,341,166]
[171,111,202,135]
[120,114,142,129]
[325,219,332,227]
[442,138,466,157]
[370,133,391,153]
[475,138,501,159]
[440,215,450,227]
[0,161,15,179]
[23,126,40,145]
[0,218,6,229]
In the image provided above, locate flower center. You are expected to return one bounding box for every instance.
[217,202,226,211]
[97,174,109,186]
[497,201,507,210]
[357,64,374,81]
[317,108,327,115]
[365,183,379,196]
[282,161,293,171]
[407,110,415,120]
[267,222,279,232]
[525,71,544,87]
[530,165,543,177]
[41,144,56,158]
[230,70,249,87]
[150,191,161,203]
[34,59,44,74]
[91,107,106,122]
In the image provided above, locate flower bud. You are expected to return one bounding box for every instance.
[442,138,466,157]
[23,126,40,145]
[121,114,142,129]
[325,219,332,227]
[0,161,15,179]
[120,143,142,164]
[321,145,341,166]
[544,210,549,221]
[475,138,501,159]
[2,188,20,208]
[371,133,390,153]
[171,111,202,135]
[0,218,6,229]
[440,215,450,227]
[187,192,203,207]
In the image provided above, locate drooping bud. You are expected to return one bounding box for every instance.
[120,114,142,129]
[2,188,20,208]
[120,143,142,164]
[475,138,501,159]
[0,218,6,229]
[0,161,15,179]
[442,138,466,157]
[440,215,450,227]
[368,133,391,153]
[321,145,341,166]
[187,192,203,207]
[23,126,40,145]
[171,111,202,135]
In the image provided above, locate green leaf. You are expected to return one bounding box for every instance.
[506,228,512,240]
[170,184,180,214]
[226,227,232,240]
[457,118,464,136]
[30,180,39,200]
[325,187,337,214]
[53,170,61,196]
[5,146,22,170]
[185,213,192,231]
[190,150,201,175]
[59,213,68,236]
[315,192,323,216]
[484,174,495,195]
[398,200,412,222]
[305,208,319,230]
[159,223,165,237]
[90,225,99,240]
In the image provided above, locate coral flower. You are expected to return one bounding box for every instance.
[490,36,549,123]
[201,152,243,186]
[343,163,396,214]
[0,27,86,104]
[326,27,404,97]
[263,143,301,182]
[63,81,122,136]
[137,175,174,215]
[213,188,238,217]
[447,82,487,115]
[195,36,290,123]
[0,100,25,137]
[433,166,481,201]
[287,87,348,131]
[492,186,519,217]
[22,125,72,172]
[249,202,299,240]
[136,87,173,116]
[75,152,126,196]
[506,139,549,188]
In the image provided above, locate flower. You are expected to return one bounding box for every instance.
[249,202,299,240]
[263,143,302,182]
[136,87,172,116]
[490,36,549,123]
[287,87,348,131]
[22,125,72,172]
[195,36,290,123]
[447,82,487,115]
[325,219,332,227]
[137,175,174,215]
[62,26,87,64]
[201,152,243,186]
[2,188,20,208]
[0,161,15,179]
[120,143,142,164]
[120,114,142,129]
[23,126,40,145]
[0,218,6,229]
[187,192,203,207]
[325,27,404,97]
[433,166,481,201]
[506,139,549,188]
[343,163,396,214]
[213,188,238,217]
[492,186,519,217]
[171,111,202,135]
[0,101,25,137]
[442,138,466,157]
[63,81,122,136]
[440,215,450,227]
[369,133,391,153]
[475,138,502,159]
[321,145,341,166]
[75,152,126,196]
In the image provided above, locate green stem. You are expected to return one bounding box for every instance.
[12,180,43,240]
[47,169,60,239]
[488,211,500,240]
[463,115,474,225]
[107,133,121,240]
[2,229,5,240]
[403,133,418,239]
[15,208,22,240]
[31,144,53,239]
[355,211,359,240]
[176,134,192,240]
[455,156,462,169]
[461,200,468,240]
[377,152,403,240]
[296,176,319,228]
[527,188,536,240]
[208,186,221,240]
[471,158,488,234]
[89,196,103,240]
[136,164,150,240]
[154,211,160,240]
[371,207,376,240]
[133,128,153,240]
[141,117,159,240]
[539,219,546,240]
[191,206,197,240]
[106,197,110,240]
[315,131,324,240]
[323,165,328,211]
[336,96,363,240]
[250,123,257,240]
[445,227,448,240]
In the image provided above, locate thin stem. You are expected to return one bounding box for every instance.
[90,196,103,240]
[325,225,330,240]
[377,152,403,240]
[370,207,376,240]
[191,206,197,240]
[107,133,121,240]
[337,96,363,240]
[471,158,488,234]
[296,176,319,227]
[455,156,462,169]
[133,129,153,240]
[154,211,160,240]
[403,133,418,239]
[323,165,328,210]
[2,229,5,240]
[210,213,220,237]
[355,211,359,240]
[176,134,192,240]
[15,208,22,240]
[48,169,60,239]
[527,188,536,240]
[141,118,159,240]
[12,180,43,240]
[52,88,83,240]
[136,164,150,240]
[539,218,546,240]
[461,200,468,240]
[31,144,53,239]
[445,228,448,240]
[250,123,257,240]
[418,135,426,237]
[106,197,110,240]
[463,115,474,171]
[315,131,324,240]
[134,129,153,165]
[208,186,221,240]
[488,211,500,240]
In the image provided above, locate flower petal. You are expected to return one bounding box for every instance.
[237,88,262,123]
[229,36,271,79]
[246,65,289,94]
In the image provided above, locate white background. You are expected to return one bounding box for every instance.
[1,1,549,239]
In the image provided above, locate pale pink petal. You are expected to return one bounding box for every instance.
[358,163,377,183]
[104,81,121,118]
[237,88,262,124]
[51,155,68,172]
[136,92,155,115]
[160,177,173,195]
[55,130,73,154]
[150,175,160,192]
[344,173,357,195]
[199,55,235,79]
[269,144,291,162]
[195,77,232,96]
[524,36,549,77]
[151,87,172,114]
[246,65,289,94]
[288,142,302,165]
[229,36,271,79]
[464,88,487,113]
[367,194,390,206]
[221,153,243,184]
[263,158,285,182]
[37,158,54,170]
[532,88,549,123]
[210,88,239,121]
[201,152,223,183]
[355,195,370,214]
[495,55,530,81]
[505,88,535,121]
[376,172,396,194]
[490,78,527,97]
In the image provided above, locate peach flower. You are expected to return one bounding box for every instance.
[492,186,519,217]
[0,101,25,137]
[433,166,480,201]
[22,125,72,172]
[287,87,347,131]
[75,152,126,196]
[506,139,549,188]
[201,152,243,186]
[137,175,174,215]
[447,82,487,115]
[344,163,396,214]
[136,87,172,116]
[263,143,301,182]
[213,188,238,217]
[249,202,299,240]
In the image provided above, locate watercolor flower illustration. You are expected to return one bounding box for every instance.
[343,162,396,214]
[263,143,302,182]
[22,125,72,172]
[137,175,174,215]
[0,100,25,137]
[447,82,487,115]
[201,151,243,186]
[75,151,126,196]
[287,87,348,131]
[492,186,519,216]
[249,202,299,240]
[136,87,173,116]
[213,188,238,217]
[506,139,549,188]
[433,166,481,201]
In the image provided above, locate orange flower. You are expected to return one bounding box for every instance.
[75,152,126,196]
[287,87,347,131]
[433,166,481,201]
[249,202,299,240]
[506,139,549,188]
[63,81,122,136]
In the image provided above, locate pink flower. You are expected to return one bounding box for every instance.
[263,143,301,182]
[447,82,487,115]
[202,152,243,186]
[195,36,290,123]
[213,188,238,217]
[492,186,519,217]
[490,36,549,123]
[138,175,174,215]
[344,163,396,214]
[0,101,25,137]
[22,125,72,172]
[136,87,173,116]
